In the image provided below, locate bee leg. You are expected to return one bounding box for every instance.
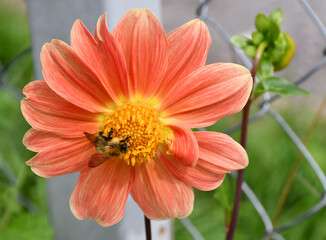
[108,128,114,140]
[120,136,130,143]
[99,130,111,141]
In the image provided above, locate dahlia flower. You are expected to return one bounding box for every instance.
[22,9,252,226]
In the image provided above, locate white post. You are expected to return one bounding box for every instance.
[26,0,171,239]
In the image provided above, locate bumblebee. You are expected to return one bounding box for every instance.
[84,128,131,168]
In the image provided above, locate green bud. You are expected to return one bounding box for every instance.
[273,32,295,70]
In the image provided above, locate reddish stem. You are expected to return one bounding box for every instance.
[144,215,152,240]
[225,42,267,240]
[226,99,251,240]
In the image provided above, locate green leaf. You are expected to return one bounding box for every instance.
[175,190,226,240]
[244,45,257,57]
[0,212,53,240]
[230,35,251,48]
[254,76,310,96]
[214,175,234,213]
[252,31,264,45]
[255,13,271,33]
[270,8,283,25]
[257,59,274,79]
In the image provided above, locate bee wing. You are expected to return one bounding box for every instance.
[84,132,96,144]
[88,154,108,168]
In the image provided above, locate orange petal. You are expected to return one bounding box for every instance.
[158,147,225,191]
[25,131,95,177]
[23,128,69,152]
[165,119,199,167]
[70,159,134,226]
[94,13,129,101]
[194,131,249,172]
[113,8,167,99]
[21,80,100,138]
[130,157,194,220]
[155,19,211,99]
[160,63,252,128]
[70,19,112,98]
[112,9,139,64]
[41,40,113,112]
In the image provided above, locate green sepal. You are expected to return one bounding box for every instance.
[244,45,257,57]
[230,35,251,48]
[257,59,274,79]
[270,8,284,25]
[255,13,271,33]
[255,13,280,42]
[271,32,287,62]
[254,76,310,96]
[266,20,280,42]
[252,31,264,45]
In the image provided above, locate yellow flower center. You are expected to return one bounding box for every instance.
[100,102,165,166]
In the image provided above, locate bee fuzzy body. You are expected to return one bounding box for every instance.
[84,129,131,168]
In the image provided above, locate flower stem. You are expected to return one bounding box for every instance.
[225,42,267,240]
[144,215,152,240]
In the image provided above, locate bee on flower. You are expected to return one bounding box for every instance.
[22,8,252,226]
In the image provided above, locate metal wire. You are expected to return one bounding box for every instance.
[299,0,326,41]
[268,108,326,190]
[179,218,205,240]
[0,46,31,100]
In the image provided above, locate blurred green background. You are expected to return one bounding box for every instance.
[0,1,325,240]
[0,0,53,239]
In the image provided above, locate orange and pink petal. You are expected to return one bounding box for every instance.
[112,8,139,64]
[165,119,199,167]
[21,80,100,138]
[159,63,252,128]
[25,130,95,177]
[130,157,194,220]
[194,131,249,172]
[158,147,225,191]
[113,8,168,99]
[155,19,211,99]
[94,13,130,102]
[70,19,107,90]
[41,40,113,112]
[24,128,68,152]
[70,159,134,227]
[159,131,248,191]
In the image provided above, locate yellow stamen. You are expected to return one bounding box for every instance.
[101,102,165,166]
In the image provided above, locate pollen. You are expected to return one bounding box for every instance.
[102,102,164,166]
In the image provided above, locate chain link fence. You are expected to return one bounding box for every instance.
[179,0,326,239]
[0,0,325,239]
